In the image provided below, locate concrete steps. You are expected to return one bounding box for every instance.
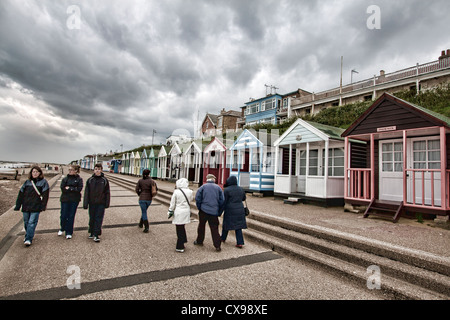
[245,216,450,300]
[103,173,450,300]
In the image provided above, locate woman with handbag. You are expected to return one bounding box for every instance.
[167,178,193,252]
[220,176,247,248]
[14,166,50,246]
[135,169,157,233]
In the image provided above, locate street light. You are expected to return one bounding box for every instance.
[152,129,156,146]
[351,69,359,84]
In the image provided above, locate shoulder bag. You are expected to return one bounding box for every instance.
[31,180,43,201]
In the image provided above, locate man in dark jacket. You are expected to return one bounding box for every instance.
[83,163,110,242]
[194,174,224,251]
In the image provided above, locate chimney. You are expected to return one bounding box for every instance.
[439,49,450,60]
[380,70,385,77]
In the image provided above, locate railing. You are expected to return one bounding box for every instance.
[346,168,371,201]
[290,57,450,107]
[406,169,442,208]
[448,170,450,210]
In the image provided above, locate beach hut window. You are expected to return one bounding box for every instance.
[309,150,319,176]
[382,142,403,172]
[413,139,440,169]
[264,152,274,173]
[300,150,307,175]
[327,148,345,176]
[251,150,260,172]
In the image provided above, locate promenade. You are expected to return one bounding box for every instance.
[0,169,448,305]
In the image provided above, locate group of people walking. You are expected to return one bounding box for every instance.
[168,173,247,253]
[14,164,248,253]
[14,163,110,246]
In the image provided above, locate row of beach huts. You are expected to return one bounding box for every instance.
[79,93,450,220]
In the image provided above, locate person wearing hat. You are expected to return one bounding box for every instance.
[194,174,224,251]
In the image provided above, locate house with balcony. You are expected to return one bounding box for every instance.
[290,50,450,117]
[243,94,283,127]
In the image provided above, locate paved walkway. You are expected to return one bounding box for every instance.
[0,170,389,302]
[152,178,450,258]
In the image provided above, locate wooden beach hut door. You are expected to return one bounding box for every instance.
[379,139,404,202]
[379,137,442,205]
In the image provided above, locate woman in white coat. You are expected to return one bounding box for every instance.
[168,178,193,252]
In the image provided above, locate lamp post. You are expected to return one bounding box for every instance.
[351,69,359,84]
[152,129,156,146]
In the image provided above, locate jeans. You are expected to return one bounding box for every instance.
[196,210,221,249]
[23,212,40,243]
[138,200,152,221]
[88,204,105,237]
[60,202,79,236]
[221,229,244,245]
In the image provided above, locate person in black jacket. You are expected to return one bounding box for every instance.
[220,176,247,248]
[14,166,50,247]
[83,163,110,242]
[58,165,83,239]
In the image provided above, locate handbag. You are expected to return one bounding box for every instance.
[31,180,43,201]
[244,199,250,216]
[151,181,158,197]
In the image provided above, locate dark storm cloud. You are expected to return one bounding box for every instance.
[0,0,449,163]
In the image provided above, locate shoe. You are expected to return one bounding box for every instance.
[235,244,243,249]
[215,247,221,252]
[193,240,203,246]
[143,220,149,233]
[88,234,94,239]
[138,218,143,228]
[58,230,63,236]
[176,249,185,253]
[94,236,100,242]
[66,235,72,239]
[24,240,31,246]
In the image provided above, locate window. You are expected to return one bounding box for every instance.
[251,150,260,172]
[248,103,259,114]
[309,150,319,176]
[299,150,306,175]
[327,148,344,176]
[262,99,276,111]
[381,142,403,172]
[413,139,440,169]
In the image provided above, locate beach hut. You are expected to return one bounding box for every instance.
[168,142,183,180]
[140,149,148,176]
[157,146,169,180]
[229,129,275,194]
[273,119,349,205]
[133,151,141,176]
[148,147,159,178]
[183,139,205,186]
[127,152,134,175]
[202,137,229,188]
[341,93,450,221]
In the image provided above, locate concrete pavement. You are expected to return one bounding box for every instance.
[0,170,388,302]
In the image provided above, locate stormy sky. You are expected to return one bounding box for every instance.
[0,0,449,164]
